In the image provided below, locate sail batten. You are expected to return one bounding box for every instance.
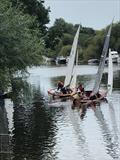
[92,22,113,95]
[64,26,80,87]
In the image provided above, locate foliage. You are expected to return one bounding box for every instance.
[62,33,74,46]
[45,18,98,60]
[59,45,72,57]
[83,22,120,61]
[45,18,120,63]
[110,22,120,51]
[11,0,50,32]
[0,0,45,91]
[45,18,75,50]
[0,69,10,91]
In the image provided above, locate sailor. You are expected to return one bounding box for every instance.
[77,83,84,93]
[57,81,64,91]
[65,85,73,94]
[57,81,67,94]
[89,92,101,100]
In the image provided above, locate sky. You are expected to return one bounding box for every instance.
[45,0,120,30]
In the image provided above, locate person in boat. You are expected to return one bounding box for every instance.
[65,84,73,94]
[57,81,71,94]
[71,84,85,106]
[57,81,64,91]
[57,81,66,94]
[77,83,88,100]
[77,83,84,94]
[89,92,101,100]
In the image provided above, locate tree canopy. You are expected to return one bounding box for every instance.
[0,0,45,91]
[11,0,50,32]
[45,18,120,62]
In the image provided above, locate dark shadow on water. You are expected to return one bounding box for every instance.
[0,98,11,160]
[10,79,58,160]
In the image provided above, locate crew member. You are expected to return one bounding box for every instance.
[57,81,64,91]
[77,84,84,93]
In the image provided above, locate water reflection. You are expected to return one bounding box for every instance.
[66,105,93,160]
[0,98,11,160]
[108,101,119,136]
[102,70,120,90]
[1,65,120,160]
[94,104,119,159]
[11,80,57,160]
[0,99,8,134]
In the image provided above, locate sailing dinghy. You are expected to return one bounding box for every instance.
[48,25,80,98]
[91,21,113,97]
[72,21,113,106]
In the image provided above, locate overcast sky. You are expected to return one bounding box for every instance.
[45,0,120,30]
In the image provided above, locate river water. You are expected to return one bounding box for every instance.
[1,65,120,160]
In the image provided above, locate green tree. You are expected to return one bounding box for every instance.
[62,33,74,45]
[0,0,45,91]
[110,22,120,52]
[45,18,75,50]
[82,22,120,61]
[59,45,72,57]
[11,0,50,32]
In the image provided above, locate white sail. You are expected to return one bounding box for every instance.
[107,49,113,95]
[92,21,113,95]
[64,25,80,87]
[70,50,78,89]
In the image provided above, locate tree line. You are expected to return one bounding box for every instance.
[0,0,120,92]
[45,18,120,62]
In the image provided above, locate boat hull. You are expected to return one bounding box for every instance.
[48,89,74,98]
[72,90,107,107]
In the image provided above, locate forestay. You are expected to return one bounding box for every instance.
[107,49,113,95]
[92,21,113,95]
[64,25,80,87]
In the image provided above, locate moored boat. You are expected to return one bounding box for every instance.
[56,56,67,65]
[105,50,119,63]
[88,59,99,65]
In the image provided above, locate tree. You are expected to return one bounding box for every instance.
[59,45,72,57]
[45,18,75,50]
[11,0,50,32]
[82,22,120,61]
[0,0,45,91]
[62,33,74,45]
[110,22,120,53]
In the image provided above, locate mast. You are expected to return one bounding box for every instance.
[92,21,113,95]
[64,25,80,87]
[107,49,113,95]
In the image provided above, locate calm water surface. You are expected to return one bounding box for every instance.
[1,65,120,160]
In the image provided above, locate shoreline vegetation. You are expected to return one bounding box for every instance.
[0,0,120,93]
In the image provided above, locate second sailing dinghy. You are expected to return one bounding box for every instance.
[72,21,113,106]
[90,21,113,98]
[48,25,80,98]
